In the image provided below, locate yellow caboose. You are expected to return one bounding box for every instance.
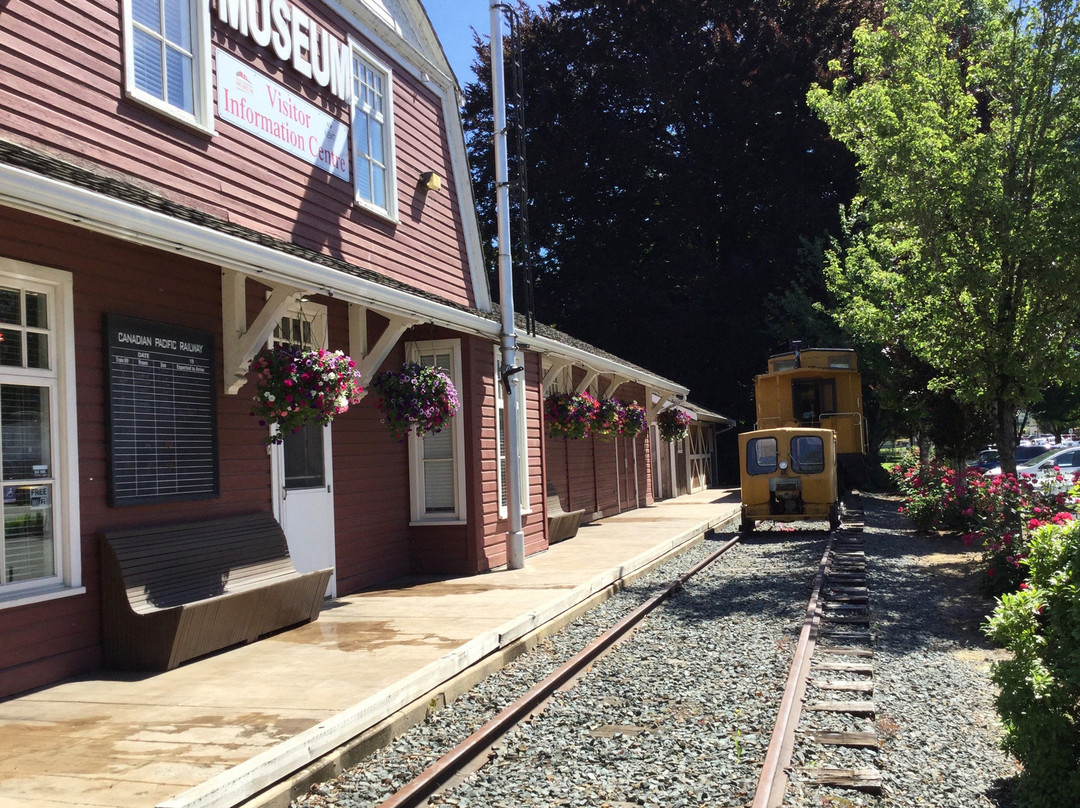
[752,345,865,483]
[738,427,841,532]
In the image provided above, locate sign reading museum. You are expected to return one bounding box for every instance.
[105,315,219,506]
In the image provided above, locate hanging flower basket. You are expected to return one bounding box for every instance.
[593,397,626,440]
[250,345,363,445]
[657,408,692,443]
[544,391,600,439]
[370,361,460,440]
[620,401,648,439]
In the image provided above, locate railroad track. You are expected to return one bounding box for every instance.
[373,533,743,808]
[753,499,880,807]
[339,515,869,808]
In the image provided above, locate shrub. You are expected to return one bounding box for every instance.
[984,518,1080,806]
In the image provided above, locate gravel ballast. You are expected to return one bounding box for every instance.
[292,493,1019,808]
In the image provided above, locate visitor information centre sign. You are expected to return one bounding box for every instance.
[217,49,350,182]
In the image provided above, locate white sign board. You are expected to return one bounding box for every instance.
[216,49,350,182]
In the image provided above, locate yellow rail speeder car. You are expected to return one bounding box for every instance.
[738,427,841,532]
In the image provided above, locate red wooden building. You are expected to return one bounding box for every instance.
[0,0,718,700]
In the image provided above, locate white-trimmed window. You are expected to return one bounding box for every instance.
[494,348,530,518]
[0,260,81,608]
[122,0,213,132]
[350,44,397,219]
[408,340,464,522]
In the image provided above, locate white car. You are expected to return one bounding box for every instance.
[988,445,1080,490]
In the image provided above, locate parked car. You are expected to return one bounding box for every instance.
[976,444,1055,473]
[986,445,1080,490]
[968,448,1000,471]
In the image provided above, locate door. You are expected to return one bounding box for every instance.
[273,420,335,596]
[269,299,336,597]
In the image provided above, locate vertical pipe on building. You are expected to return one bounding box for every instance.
[491,3,525,569]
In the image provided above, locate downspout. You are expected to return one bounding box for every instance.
[491,3,525,569]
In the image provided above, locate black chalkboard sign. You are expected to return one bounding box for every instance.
[105,314,219,506]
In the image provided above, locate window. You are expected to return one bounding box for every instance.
[790,436,826,474]
[0,260,80,607]
[350,45,397,218]
[408,341,465,522]
[122,0,213,132]
[746,437,778,475]
[791,379,836,425]
[494,348,529,518]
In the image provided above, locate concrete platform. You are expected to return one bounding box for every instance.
[0,488,740,808]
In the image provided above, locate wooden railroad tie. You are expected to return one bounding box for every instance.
[814,678,874,693]
[816,646,873,657]
[796,767,883,793]
[813,661,874,674]
[805,700,876,715]
[807,729,880,749]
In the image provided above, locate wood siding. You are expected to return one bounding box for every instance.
[543,380,653,525]
[0,208,276,698]
[0,0,478,308]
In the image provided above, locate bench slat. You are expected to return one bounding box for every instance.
[100,512,331,670]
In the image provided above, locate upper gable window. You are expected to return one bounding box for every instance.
[351,45,397,219]
[123,0,213,133]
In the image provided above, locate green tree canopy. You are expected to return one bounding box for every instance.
[808,0,1080,472]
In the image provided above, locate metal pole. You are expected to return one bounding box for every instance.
[491,3,525,569]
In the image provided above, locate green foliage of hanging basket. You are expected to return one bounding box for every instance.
[621,401,648,439]
[370,362,461,440]
[250,346,363,445]
[544,391,600,439]
[657,408,691,442]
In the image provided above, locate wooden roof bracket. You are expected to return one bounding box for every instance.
[575,370,599,395]
[603,375,629,400]
[541,357,572,393]
[348,305,418,399]
[221,268,308,395]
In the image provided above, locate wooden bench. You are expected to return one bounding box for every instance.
[547,482,585,543]
[100,512,332,671]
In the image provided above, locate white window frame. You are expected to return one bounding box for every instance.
[407,340,465,523]
[121,0,214,134]
[494,347,530,519]
[0,259,82,609]
[349,41,398,221]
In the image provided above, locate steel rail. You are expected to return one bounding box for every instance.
[751,531,835,808]
[375,533,741,808]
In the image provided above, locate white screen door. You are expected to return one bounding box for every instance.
[270,300,335,597]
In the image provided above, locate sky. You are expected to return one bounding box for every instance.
[424,1,494,86]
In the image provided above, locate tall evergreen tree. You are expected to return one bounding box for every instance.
[463,0,876,428]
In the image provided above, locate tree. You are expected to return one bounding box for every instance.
[463,0,877,436]
[1029,381,1080,440]
[808,0,1080,474]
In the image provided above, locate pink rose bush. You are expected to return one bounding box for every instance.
[891,449,1080,596]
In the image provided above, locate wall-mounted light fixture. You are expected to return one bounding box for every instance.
[419,171,442,192]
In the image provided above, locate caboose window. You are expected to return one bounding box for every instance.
[746,437,778,475]
[791,379,836,425]
[790,436,826,474]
